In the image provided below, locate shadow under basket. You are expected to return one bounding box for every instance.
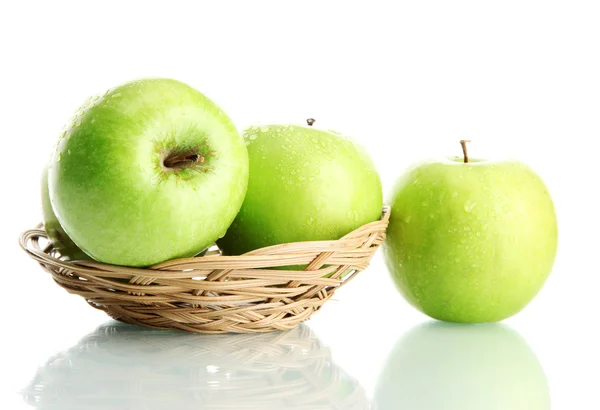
[20,207,390,333]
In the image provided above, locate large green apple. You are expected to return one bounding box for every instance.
[374,322,550,409]
[217,121,382,255]
[49,78,248,267]
[384,142,558,322]
[41,166,91,261]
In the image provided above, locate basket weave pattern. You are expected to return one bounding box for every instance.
[20,207,389,333]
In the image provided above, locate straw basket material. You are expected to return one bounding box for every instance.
[23,322,370,410]
[19,207,390,333]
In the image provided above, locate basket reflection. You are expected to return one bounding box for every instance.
[23,322,369,410]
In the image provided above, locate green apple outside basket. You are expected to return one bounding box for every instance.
[20,78,558,333]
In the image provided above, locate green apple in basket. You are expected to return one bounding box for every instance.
[48,78,249,267]
[41,166,90,261]
[383,141,558,322]
[217,119,383,267]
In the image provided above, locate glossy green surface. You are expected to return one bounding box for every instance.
[218,124,382,255]
[383,157,558,322]
[48,78,248,266]
[375,322,550,409]
[41,166,91,261]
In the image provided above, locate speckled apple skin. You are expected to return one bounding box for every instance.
[383,157,558,323]
[218,124,382,256]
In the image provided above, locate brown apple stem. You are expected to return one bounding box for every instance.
[163,153,204,169]
[306,118,316,126]
[460,140,471,163]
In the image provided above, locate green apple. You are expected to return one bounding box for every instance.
[383,141,558,322]
[41,166,91,261]
[217,120,382,256]
[374,322,550,409]
[49,78,248,267]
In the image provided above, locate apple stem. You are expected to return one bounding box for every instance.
[163,153,204,169]
[460,140,471,163]
[306,118,316,127]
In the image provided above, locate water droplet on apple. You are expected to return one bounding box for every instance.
[67,149,71,155]
[421,201,428,207]
[455,257,461,262]
[303,161,310,167]
[413,179,419,185]
[291,170,297,175]
[111,92,122,98]
[309,176,315,182]
[463,226,471,231]
[306,216,314,225]
[452,191,459,197]
[91,118,96,124]
[476,232,482,237]
[60,131,66,139]
[502,204,510,213]
[463,200,477,212]
[509,235,516,243]
[403,215,412,224]
[482,185,490,191]
[57,153,62,162]
[75,120,81,127]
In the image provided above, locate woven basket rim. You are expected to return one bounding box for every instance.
[20,206,390,273]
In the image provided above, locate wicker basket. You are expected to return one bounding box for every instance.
[23,322,370,409]
[19,207,389,333]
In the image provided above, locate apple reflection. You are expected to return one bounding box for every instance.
[374,322,550,410]
[23,322,369,410]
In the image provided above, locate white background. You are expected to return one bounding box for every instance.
[1,1,599,409]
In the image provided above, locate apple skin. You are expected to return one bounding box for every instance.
[374,322,550,410]
[383,157,558,322]
[217,124,382,255]
[41,166,91,261]
[49,78,248,267]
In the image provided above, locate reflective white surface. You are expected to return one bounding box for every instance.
[22,323,368,410]
[2,1,600,409]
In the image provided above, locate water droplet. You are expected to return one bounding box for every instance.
[111,92,122,98]
[502,205,510,213]
[91,118,96,124]
[57,153,62,162]
[476,232,482,237]
[455,257,461,262]
[291,170,297,175]
[463,200,477,212]
[508,235,516,243]
[421,201,428,207]
[280,144,287,150]
[75,120,81,127]
[67,149,71,155]
[308,176,315,182]
[306,216,314,225]
[60,131,66,139]
[482,185,490,191]
[463,226,471,231]
[413,179,419,185]
[303,161,310,167]
[452,191,459,197]
[404,215,412,224]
